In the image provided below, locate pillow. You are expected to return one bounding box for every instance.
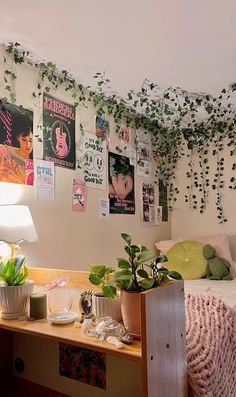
[155,237,184,254]
[193,234,232,265]
[166,240,208,280]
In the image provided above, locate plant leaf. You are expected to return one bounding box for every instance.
[168,271,182,280]
[114,270,132,281]
[137,250,155,263]
[121,233,131,245]
[139,278,155,289]
[156,255,168,264]
[117,258,131,269]
[137,269,149,279]
[89,274,101,286]
[102,285,116,299]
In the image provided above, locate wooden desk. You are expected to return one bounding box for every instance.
[0,316,141,362]
[0,268,188,397]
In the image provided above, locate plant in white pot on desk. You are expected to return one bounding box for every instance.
[88,264,122,322]
[94,233,182,339]
[0,255,33,319]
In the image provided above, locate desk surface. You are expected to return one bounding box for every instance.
[0,317,141,362]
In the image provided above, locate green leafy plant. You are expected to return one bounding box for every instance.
[0,255,28,286]
[89,233,182,299]
[88,264,116,298]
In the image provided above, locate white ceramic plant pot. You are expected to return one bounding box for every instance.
[0,280,34,319]
[92,292,122,322]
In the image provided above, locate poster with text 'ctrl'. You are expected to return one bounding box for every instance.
[35,159,54,200]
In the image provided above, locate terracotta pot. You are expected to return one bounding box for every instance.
[0,280,34,319]
[92,292,122,322]
[120,289,141,339]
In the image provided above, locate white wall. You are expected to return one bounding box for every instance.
[171,145,236,259]
[0,44,171,270]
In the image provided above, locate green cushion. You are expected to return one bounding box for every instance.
[166,240,207,279]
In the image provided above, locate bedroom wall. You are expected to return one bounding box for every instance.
[0,44,171,270]
[171,145,236,260]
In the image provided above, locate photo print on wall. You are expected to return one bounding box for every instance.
[43,94,76,169]
[142,182,155,224]
[108,152,135,214]
[0,101,34,185]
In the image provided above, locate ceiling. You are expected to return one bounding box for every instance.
[1,0,236,98]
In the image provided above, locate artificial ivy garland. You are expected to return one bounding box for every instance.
[1,41,236,223]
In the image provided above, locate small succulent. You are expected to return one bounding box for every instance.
[0,255,28,286]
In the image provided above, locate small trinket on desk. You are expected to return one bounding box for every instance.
[121,329,133,345]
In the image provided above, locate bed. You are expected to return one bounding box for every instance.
[156,235,236,397]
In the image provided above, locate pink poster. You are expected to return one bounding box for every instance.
[72,179,87,212]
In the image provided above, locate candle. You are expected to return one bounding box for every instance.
[30,293,47,319]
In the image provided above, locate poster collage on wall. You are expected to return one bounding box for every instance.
[0,94,167,223]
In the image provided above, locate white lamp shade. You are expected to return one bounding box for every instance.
[0,205,38,244]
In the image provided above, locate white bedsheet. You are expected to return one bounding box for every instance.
[184,278,236,309]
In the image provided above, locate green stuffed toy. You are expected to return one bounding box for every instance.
[202,244,232,280]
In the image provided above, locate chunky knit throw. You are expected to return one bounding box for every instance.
[185,294,236,397]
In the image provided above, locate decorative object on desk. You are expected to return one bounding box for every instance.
[90,233,182,338]
[30,293,47,319]
[95,316,123,341]
[48,311,78,325]
[88,264,122,322]
[79,290,93,315]
[0,205,38,319]
[47,277,73,315]
[79,291,96,323]
[81,317,93,334]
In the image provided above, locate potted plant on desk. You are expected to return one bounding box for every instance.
[88,264,122,322]
[90,233,182,339]
[0,255,33,319]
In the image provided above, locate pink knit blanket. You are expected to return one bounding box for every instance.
[185,294,236,397]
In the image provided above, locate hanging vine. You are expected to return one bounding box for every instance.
[1,41,236,223]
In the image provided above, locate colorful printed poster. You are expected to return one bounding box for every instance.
[95,115,109,142]
[72,179,87,211]
[142,183,155,224]
[155,205,162,225]
[59,343,106,389]
[35,159,54,200]
[119,126,131,146]
[108,152,135,215]
[43,94,75,169]
[82,133,106,190]
[0,101,33,185]
[159,178,168,221]
[136,131,152,177]
[98,198,109,219]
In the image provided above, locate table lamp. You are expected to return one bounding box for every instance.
[0,204,38,259]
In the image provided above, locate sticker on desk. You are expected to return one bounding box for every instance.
[59,343,106,389]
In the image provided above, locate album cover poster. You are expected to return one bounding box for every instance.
[43,93,75,169]
[0,101,33,185]
[108,152,135,214]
